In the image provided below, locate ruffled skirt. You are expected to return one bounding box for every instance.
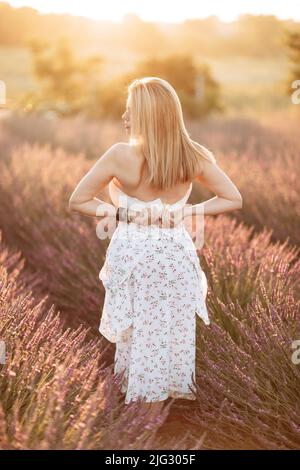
[99,223,210,404]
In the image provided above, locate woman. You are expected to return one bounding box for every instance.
[69,77,243,419]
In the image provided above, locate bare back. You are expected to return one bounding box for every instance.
[109,143,194,207]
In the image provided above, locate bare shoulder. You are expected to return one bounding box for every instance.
[113,142,144,186]
[96,141,132,170]
[114,142,142,164]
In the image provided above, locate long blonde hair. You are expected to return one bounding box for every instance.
[127,76,216,189]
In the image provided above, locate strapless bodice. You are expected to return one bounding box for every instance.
[109,180,193,211]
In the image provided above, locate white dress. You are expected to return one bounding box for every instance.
[98,181,210,404]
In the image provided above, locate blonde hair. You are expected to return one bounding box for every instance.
[126,76,216,189]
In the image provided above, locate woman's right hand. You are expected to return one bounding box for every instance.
[96,201,117,221]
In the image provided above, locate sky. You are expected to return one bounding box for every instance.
[5,0,300,23]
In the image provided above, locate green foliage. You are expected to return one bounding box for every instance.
[96,54,224,119]
[0,3,295,60]
[19,36,104,117]
[22,39,223,119]
[137,54,224,116]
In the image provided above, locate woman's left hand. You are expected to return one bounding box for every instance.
[159,205,185,228]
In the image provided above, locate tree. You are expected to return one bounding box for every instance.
[133,53,224,118]
[20,36,104,116]
[95,53,223,119]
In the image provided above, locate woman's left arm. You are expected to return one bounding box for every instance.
[185,158,243,217]
[68,143,122,218]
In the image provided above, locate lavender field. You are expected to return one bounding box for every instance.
[0,111,299,449]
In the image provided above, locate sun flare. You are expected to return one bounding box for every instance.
[6,0,300,23]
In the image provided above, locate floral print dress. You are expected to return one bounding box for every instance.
[98,182,210,404]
